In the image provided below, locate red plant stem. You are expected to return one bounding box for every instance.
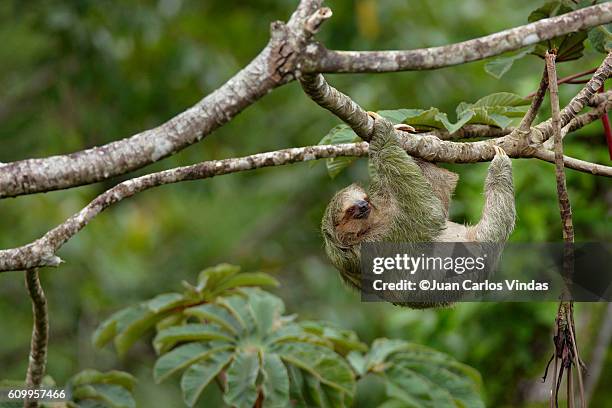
[599,85,612,160]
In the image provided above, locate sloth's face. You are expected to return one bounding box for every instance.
[340,188,371,221]
[334,185,373,243]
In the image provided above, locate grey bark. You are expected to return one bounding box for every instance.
[0,0,325,198]
[308,3,612,72]
[24,268,48,408]
[1,1,610,198]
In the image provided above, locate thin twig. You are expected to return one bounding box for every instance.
[567,305,586,408]
[520,66,549,130]
[24,268,48,408]
[534,51,612,144]
[546,51,585,408]
[546,52,574,242]
[533,149,612,177]
[526,67,596,98]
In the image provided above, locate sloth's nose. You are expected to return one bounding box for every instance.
[353,200,370,218]
[356,200,369,211]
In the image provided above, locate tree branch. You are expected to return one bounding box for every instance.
[546,51,585,408]
[307,3,612,72]
[532,149,612,177]
[547,52,574,242]
[299,73,373,139]
[534,51,612,143]
[519,66,548,131]
[1,129,610,273]
[2,2,610,198]
[24,268,48,408]
[0,0,326,199]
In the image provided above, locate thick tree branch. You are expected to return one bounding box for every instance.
[2,2,610,198]
[1,126,610,273]
[306,3,612,72]
[24,268,48,408]
[299,73,373,139]
[0,0,326,199]
[0,143,366,272]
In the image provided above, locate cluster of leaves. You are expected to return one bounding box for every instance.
[66,370,137,408]
[92,264,484,407]
[485,0,612,78]
[317,93,529,178]
[0,369,136,408]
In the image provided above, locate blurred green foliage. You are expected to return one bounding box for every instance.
[0,0,610,407]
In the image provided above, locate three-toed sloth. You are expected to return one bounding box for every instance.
[321,112,515,306]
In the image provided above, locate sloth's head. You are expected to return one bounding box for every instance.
[322,184,374,246]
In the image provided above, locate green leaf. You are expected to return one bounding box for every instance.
[376,399,411,408]
[317,124,362,178]
[113,308,166,357]
[588,24,612,53]
[260,353,290,408]
[92,306,148,349]
[385,374,452,408]
[155,313,185,331]
[71,369,136,392]
[383,108,472,134]
[72,384,135,408]
[300,321,368,355]
[224,351,260,408]
[146,293,186,313]
[274,343,355,396]
[326,156,358,179]
[153,342,233,383]
[318,124,359,145]
[392,360,484,408]
[303,375,352,408]
[470,92,530,108]
[346,351,367,376]
[184,303,241,335]
[92,318,118,349]
[287,365,309,407]
[484,46,536,79]
[217,295,256,334]
[250,291,284,337]
[181,351,233,407]
[267,324,329,347]
[400,108,444,130]
[213,272,279,294]
[366,340,484,408]
[551,31,588,61]
[93,305,169,355]
[377,109,422,124]
[153,324,234,354]
[527,2,587,61]
[455,93,528,129]
[197,263,241,292]
[528,1,564,23]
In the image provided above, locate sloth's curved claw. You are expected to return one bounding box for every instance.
[367,111,382,121]
[492,144,508,157]
[394,123,416,133]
